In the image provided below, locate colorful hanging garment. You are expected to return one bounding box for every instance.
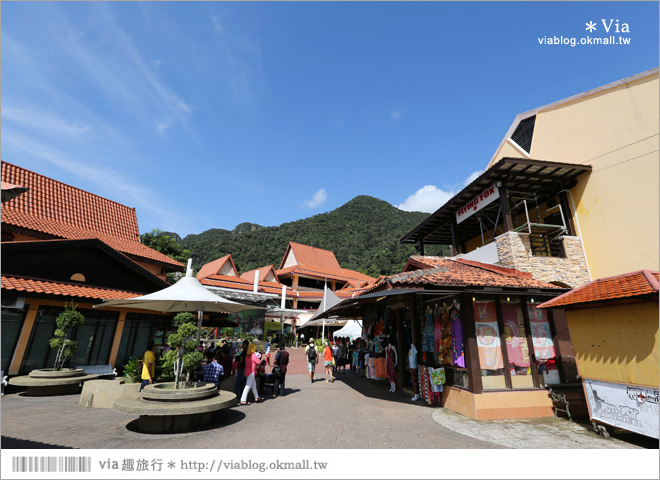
[473,300,504,370]
[450,306,466,368]
[501,300,531,368]
[527,302,556,362]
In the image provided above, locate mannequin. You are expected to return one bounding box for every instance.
[385,338,398,392]
[408,344,420,401]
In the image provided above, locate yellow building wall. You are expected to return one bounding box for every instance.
[491,73,659,279]
[566,302,659,388]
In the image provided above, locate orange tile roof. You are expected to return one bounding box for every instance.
[538,270,659,309]
[276,264,376,284]
[196,255,237,281]
[361,257,561,294]
[200,275,291,297]
[1,162,183,269]
[408,256,535,279]
[241,265,280,284]
[279,242,342,271]
[2,274,139,300]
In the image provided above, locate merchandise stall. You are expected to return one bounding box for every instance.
[314,259,581,420]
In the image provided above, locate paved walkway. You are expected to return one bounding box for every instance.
[0,347,650,450]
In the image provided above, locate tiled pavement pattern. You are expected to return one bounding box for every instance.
[0,347,646,450]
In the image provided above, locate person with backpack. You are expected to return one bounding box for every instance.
[304,338,318,384]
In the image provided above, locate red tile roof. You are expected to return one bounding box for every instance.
[279,242,342,271]
[276,264,376,284]
[1,162,183,269]
[2,274,139,301]
[196,255,237,281]
[200,274,291,297]
[241,265,280,284]
[361,257,561,294]
[538,270,659,309]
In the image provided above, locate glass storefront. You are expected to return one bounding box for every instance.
[115,313,172,372]
[472,295,562,391]
[19,306,119,375]
[1,306,28,372]
[473,297,506,390]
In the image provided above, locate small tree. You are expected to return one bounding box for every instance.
[164,312,204,389]
[49,303,85,370]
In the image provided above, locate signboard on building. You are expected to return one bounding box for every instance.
[584,378,659,439]
[455,184,500,224]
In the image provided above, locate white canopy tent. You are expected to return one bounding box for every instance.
[330,320,363,341]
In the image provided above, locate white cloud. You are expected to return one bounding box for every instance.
[397,170,484,213]
[301,188,328,209]
[3,105,92,136]
[391,110,402,120]
[155,119,173,134]
[463,169,483,186]
[397,185,453,213]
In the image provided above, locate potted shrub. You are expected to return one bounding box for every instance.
[48,303,85,370]
[163,312,204,389]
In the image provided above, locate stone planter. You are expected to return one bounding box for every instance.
[9,368,99,396]
[113,382,236,433]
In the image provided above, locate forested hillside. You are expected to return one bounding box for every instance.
[179,196,449,277]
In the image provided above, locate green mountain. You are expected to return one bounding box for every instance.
[180,195,449,278]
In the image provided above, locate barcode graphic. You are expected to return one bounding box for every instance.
[12,456,92,473]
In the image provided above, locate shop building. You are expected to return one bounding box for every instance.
[401,68,659,287]
[538,270,659,439]
[1,162,184,376]
[317,256,575,420]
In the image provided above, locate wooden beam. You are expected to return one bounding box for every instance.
[498,185,514,231]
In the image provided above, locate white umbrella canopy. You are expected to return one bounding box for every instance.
[96,260,262,339]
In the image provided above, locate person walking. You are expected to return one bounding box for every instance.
[265,339,272,366]
[219,343,233,384]
[337,339,347,374]
[272,343,290,397]
[202,350,223,389]
[234,340,249,399]
[304,338,318,384]
[323,341,335,383]
[140,341,156,392]
[240,344,264,405]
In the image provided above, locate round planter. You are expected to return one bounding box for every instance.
[29,368,85,379]
[141,382,217,402]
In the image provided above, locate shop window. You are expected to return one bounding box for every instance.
[473,298,506,390]
[19,307,118,374]
[116,313,171,371]
[20,308,60,374]
[501,298,534,389]
[1,306,28,372]
[527,302,560,385]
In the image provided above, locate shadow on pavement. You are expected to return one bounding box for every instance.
[2,436,72,449]
[322,370,431,407]
[125,408,247,435]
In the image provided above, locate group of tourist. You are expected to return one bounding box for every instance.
[233,340,290,405]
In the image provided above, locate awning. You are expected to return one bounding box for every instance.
[400,157,592,246]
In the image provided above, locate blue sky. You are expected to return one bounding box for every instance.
[2,1,657,238]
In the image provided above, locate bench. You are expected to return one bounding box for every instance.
[74,364,117,379]
[1,370,7,395]
[547,386,572,421]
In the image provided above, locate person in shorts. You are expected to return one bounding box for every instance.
[304,338,318,384]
